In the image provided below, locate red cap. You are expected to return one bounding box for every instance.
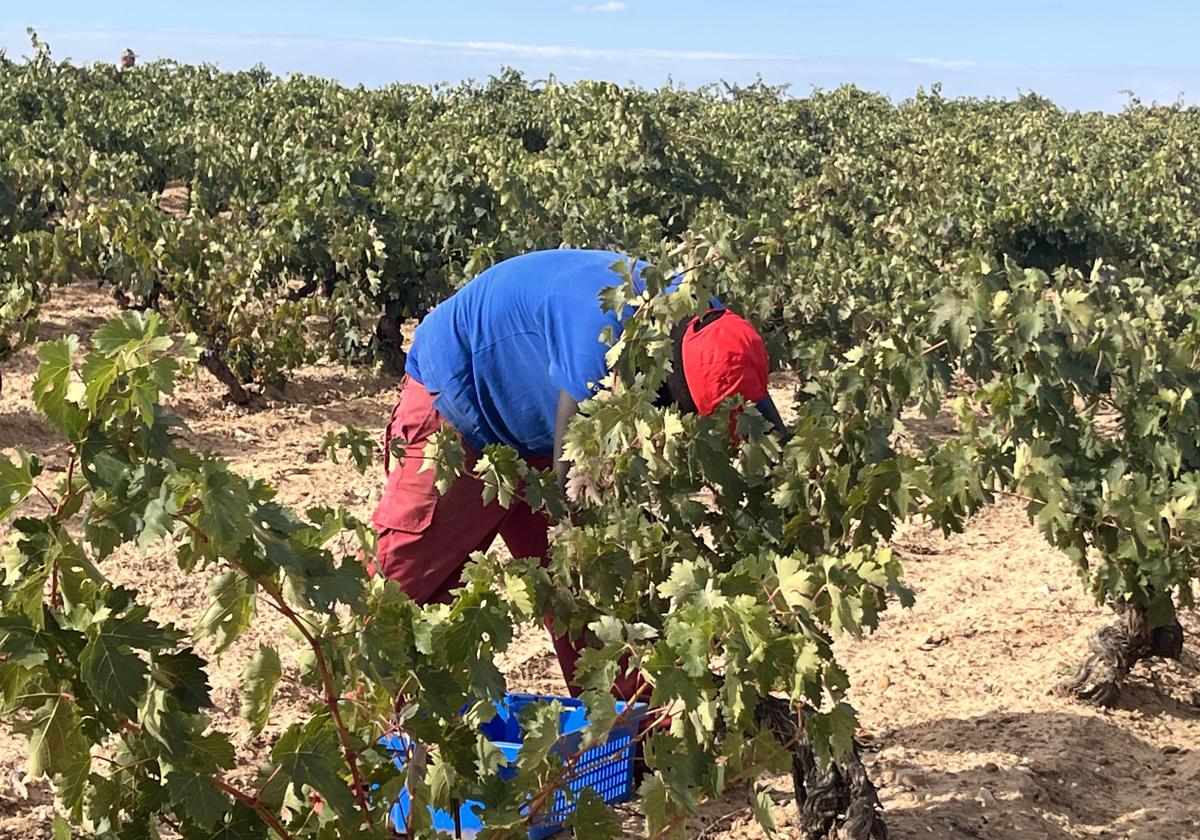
[681,309,770,416]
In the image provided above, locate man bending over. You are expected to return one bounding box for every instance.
[370,249,782,694]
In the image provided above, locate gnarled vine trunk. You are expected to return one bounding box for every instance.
[199,347,252,405]
[1056,601,1184,707]
[755,696,888,840]
[375,312,407,376]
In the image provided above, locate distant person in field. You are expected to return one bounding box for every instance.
[120,49,136,69]
[370,249,782,694]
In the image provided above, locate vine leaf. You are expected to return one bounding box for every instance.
[805,702,858,770]
[13,693,90,813]
[931,293,972,352]
[196,571,256,656]
[568,788,620,839]
[31,337,85,438]
[750,783,777,831]
[80,351,119,414]
[137,484,178,549]
[167,770,231,829]
[270,717,358,825]
[240,645,282,736]
[186,730,238,772]
[438,602,512,663]
[196,803,267,840]
[153,648,213,713]
[639,773,680,839]
[0,450,35,520]
[514,701,561,776]
[196,461,251,550]
[80,606,178,717]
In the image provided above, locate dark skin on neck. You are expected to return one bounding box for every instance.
[552,317,787,491]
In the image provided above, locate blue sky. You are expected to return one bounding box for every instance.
[2,1,1198,111]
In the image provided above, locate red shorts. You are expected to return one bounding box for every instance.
[371,374,554,602]
[371,375,612,692]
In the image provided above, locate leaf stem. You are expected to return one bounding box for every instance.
[254,763,284,802]
[48,450,79,610]
[179,509,376,828]
[242,565,375,827]
[33,484,55,509]
[214,776,298,840]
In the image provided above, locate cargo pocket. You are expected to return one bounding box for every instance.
[371,441,441,533]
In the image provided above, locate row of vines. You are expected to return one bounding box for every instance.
[2,31,1199,839]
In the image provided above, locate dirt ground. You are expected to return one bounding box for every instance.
[1,282,1198,839]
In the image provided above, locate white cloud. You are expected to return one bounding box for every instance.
[571,2,628,12]
[906,57,977,70]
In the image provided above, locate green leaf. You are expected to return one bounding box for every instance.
[32,337,85,437]
[502,572,535,618]
[0,616,49,669]
[137,484,178,549]
[413,666,467,713]
[270,716,358,825]
[80,630,149,719]
[240,645,282,736]
[185,730,238,773]
[13,693,91,799]
[438,602,512,663]
[827,583,863,637]
[750,783,778,832]
[92,310,159,354]
[196,461,250,550]
[80,350,120,414]
[805,702,858,771]
[167,770,231,829]
[57,738,91,820]
[0,450,35,520]
[568,788,620,840]
[274,543,364,613]
[196,571,256,656]
[78,607,177,720]
[426,753,456,809]
[79,608,179,717]
[930,294,971,352]
[1013,307,1044,346]
[80,432,133,492]
[199,803,267,840]
[639,773,679,839]
[421,429,466,494]
[320,426,376,474]
[152,648,213,713]
[773,554,815,609]
[514,701,561,775]
[106,604,180,649]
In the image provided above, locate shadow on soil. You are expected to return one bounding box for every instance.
[0,410,61,459]
[876,710,1199,839]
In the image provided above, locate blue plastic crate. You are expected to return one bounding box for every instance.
[382,692,646,839]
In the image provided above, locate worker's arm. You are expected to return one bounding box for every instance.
[552,389,580,492]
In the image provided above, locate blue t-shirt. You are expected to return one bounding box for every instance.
[406,249,660,457]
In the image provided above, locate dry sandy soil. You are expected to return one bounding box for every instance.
[1,283,1198,840]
